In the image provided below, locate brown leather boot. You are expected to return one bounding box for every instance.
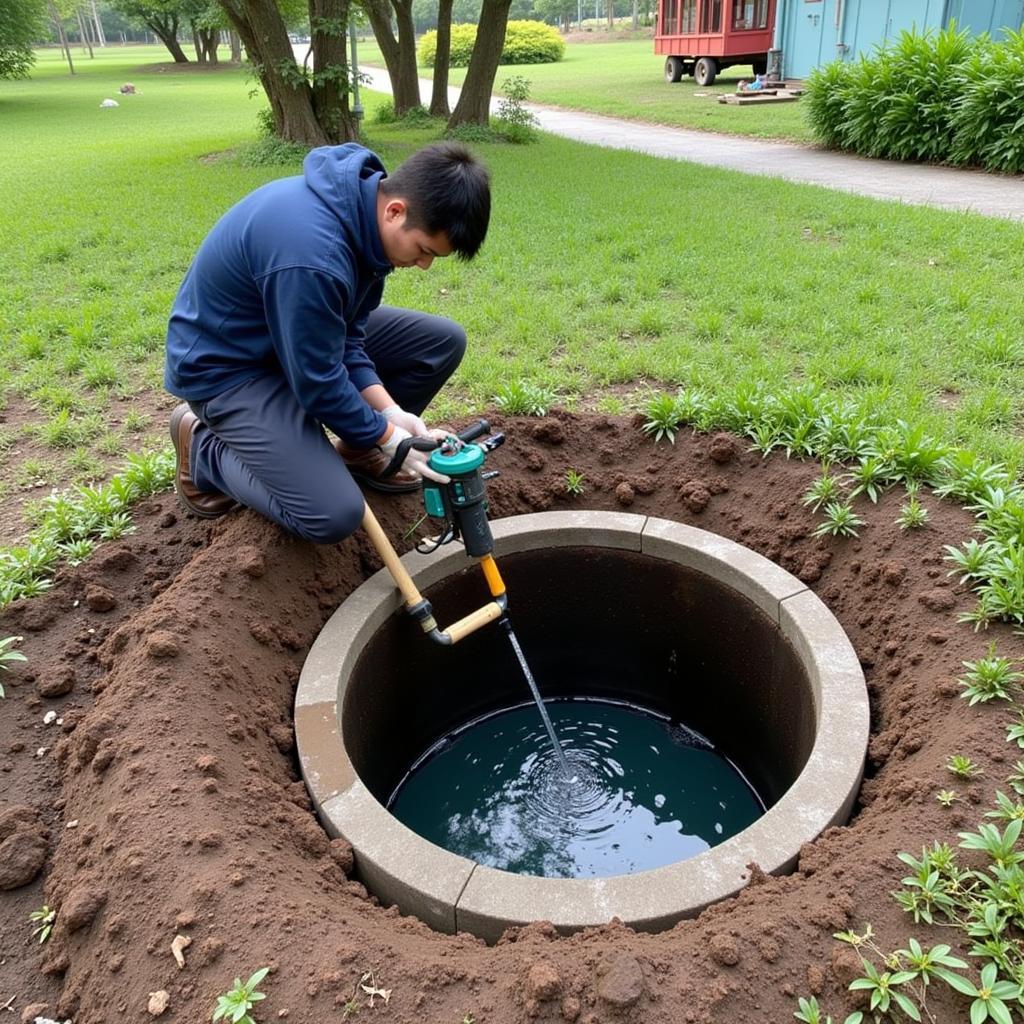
[169,404,237,519]
[334,439,421,494]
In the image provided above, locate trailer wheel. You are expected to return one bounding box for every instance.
[664,56,684,83]
[694,56,718,87]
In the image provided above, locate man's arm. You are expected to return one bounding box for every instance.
[259,267,392,449]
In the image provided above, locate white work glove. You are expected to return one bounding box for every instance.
[379,424,450,484]
[381,405,429,439]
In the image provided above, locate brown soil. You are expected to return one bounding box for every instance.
[0,411,1014,1024]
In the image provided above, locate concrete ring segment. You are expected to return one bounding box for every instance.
[296,512,868,942]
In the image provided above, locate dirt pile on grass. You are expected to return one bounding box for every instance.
[0,412,1014,1024]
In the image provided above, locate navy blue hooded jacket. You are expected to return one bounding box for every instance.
[165,144,393,449]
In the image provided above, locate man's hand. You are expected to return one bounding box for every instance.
[380,425,450,484]
[381,405,428,438]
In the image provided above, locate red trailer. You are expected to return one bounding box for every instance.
[656,0,777,86]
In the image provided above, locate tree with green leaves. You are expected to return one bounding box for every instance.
[218,0,359,145]
[533,0,574,30]
[109,0,203,60]
[1,0,46,78]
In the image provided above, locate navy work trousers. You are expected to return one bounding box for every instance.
[188,306,466,544]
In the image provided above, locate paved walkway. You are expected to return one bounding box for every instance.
[350,63,1024,222]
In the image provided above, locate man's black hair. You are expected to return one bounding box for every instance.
[380,142,491,261]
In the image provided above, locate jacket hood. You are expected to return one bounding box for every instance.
[303,144,392,275]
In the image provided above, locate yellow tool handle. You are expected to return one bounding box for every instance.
[479,554,506,598]
[360,502,506,644]
[443,601,505,644]
[361,503,424,609]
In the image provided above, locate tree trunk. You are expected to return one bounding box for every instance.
[193,25,219,63]
[606,0,613,30]
[308,0,359,140]
[631,0,637,29]
[229,30,241,60]
[218,0,353,146]
[48,2,75,73]
[77,8,95,56]
[447,0,511,127]
[147,14,190,62]
[91,0,106,45]
[429,0,452,117]
[362,0,421,114]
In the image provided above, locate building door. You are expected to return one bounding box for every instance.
[884,0,936,39]
[785,0,838,77]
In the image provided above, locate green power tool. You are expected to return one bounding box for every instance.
[419,421,505,558]
[362,420,508,645]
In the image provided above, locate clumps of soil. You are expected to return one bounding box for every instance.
[0,412,1015,1024]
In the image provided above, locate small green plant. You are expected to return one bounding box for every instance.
[793,995,838,1023]
[812,501,865,538]
[212,967,269,1024]
[123,409,150,433]
[747,422,780,458]
[495,75,540,144]
[493,381,555,417]
[897,494,930,530]
[1008,760,1024,795]
[641,392,683,444]
[844,455,893,503]
[936,789,959,807]
[984,790,1024,823]
[942,961,1022,1024]
[57,538,95,566]
[0,635,27,698]
[946,754,983,779]
[564,469,585,496]
[802,467,841,512]
[958,644,1022,706]
[1005,711,1024,750]
[29,904,55,943]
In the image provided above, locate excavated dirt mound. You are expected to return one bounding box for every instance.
[1,411,1017,1024]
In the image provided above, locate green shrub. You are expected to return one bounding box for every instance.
[501,20,566,65]
[950,28,1024,173]
[804,25,1024,172]
[374,99,398,124]
[419,24,477,68]
[804,60,854,149]
[419,20,565,68]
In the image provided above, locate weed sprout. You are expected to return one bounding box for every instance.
[212,967,269,1024]
[564,470,585,496]
[812,501,865,538]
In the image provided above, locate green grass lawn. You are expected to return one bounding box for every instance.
[355,35,813,141]
[1,44,1023,531]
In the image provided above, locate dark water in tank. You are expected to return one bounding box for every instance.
[387,698,765,878]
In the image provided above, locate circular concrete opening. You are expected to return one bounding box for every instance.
[296,512,868,942]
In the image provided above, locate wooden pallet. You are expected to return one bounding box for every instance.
[719,92,801,105]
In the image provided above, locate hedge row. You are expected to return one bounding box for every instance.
[418,19,565,68]
[805,27,1024,174]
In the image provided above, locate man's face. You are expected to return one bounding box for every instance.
[378,197,453,270]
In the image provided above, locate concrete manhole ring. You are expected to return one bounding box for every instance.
[296,512,868,942]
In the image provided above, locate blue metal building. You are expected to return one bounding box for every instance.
[772,0,1024,79]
